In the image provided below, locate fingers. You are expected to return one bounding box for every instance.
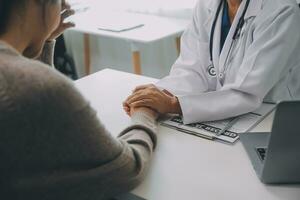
[124,107,130,116]
[124,98,154,110]
[123,99,158,117]
[123,102,131,116]
[62,0,71,10]
[61,8,75,20]
[127,86,161,104]
[133,84,155,93]
[129,99,155,109]
[125,90,141,104]
[123,106,130,112]
[46,2,75,41]
[123,102,130,111]
[124,84,158,116]
[127,93,158,106]
[62,21,75,29]
[126,92,150,105]
[162,89,174,97]
[51,21,74,39]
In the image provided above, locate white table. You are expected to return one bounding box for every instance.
[75,69,300,200]
[69,6,189,75]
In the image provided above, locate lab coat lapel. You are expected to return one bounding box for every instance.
[212,14,222,75]
[218,0,263,73]
[204,0,222,76]
[218,0,247,73]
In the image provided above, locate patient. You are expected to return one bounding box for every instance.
[0,0,157,199]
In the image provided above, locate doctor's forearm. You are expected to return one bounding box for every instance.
[177,89,261,124]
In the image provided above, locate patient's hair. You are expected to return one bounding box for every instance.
[0,0,59,35]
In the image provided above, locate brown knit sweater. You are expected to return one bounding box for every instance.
[0,41,157,200]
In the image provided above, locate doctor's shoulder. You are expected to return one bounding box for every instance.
[188,0,219,40]
[194,0,219,17]
[257,0,300,22]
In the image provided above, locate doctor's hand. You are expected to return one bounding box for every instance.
[47,0,75,41]
[123,84,182,115]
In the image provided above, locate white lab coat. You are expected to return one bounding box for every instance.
[156,0,300,124]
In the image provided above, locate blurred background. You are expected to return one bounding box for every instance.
[61,0,198,79]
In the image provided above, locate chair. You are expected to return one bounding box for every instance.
[54,35,78,80]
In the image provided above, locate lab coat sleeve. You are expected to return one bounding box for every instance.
[156,1,212,95]
[178,4,300,124]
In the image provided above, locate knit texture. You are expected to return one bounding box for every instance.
[0,41,157,200]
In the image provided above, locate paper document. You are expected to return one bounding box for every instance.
[98,24,144,33]
[96,13,144,33]
[160,103,276,144]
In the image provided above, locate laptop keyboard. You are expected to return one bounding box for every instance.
[256,148,267,161]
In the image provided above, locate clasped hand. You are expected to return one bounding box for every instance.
[123,84,182,118]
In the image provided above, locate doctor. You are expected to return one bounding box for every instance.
[124,0,300,124]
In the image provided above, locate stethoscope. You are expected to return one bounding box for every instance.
[208,0,250,77]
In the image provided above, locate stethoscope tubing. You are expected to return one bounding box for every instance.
[209,0,250,64]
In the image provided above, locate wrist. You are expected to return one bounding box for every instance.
[131,108,158,120]
[132,111,155,121]
[45,39,56,44]
[131,111,157,131]
[170,96,182,114]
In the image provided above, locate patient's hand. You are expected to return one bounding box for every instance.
[47,0,75,41]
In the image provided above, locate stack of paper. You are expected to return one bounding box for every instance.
[160,103,276,144]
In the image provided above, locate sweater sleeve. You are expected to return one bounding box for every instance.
[2,66,157,200]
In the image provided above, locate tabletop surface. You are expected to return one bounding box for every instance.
[68,8,189,43]
[75,69,300,200]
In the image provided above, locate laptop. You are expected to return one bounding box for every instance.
[240,101,300,184]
